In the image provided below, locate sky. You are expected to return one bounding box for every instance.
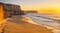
[0,0,60,13]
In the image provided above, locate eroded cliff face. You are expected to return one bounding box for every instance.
[0,3,23,21]
[0,4,4,21]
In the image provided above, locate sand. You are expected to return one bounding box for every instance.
[3,18,53,33]
[0,16,53,33]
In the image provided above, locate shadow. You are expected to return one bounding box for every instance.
[6,15,28,24]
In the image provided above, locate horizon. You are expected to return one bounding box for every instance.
[0,0,60,14]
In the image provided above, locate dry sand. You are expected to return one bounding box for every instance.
[2,17,53,33]
[4,21,53,33]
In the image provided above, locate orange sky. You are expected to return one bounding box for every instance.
[1,0,60,14]
[20,0,60,14]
